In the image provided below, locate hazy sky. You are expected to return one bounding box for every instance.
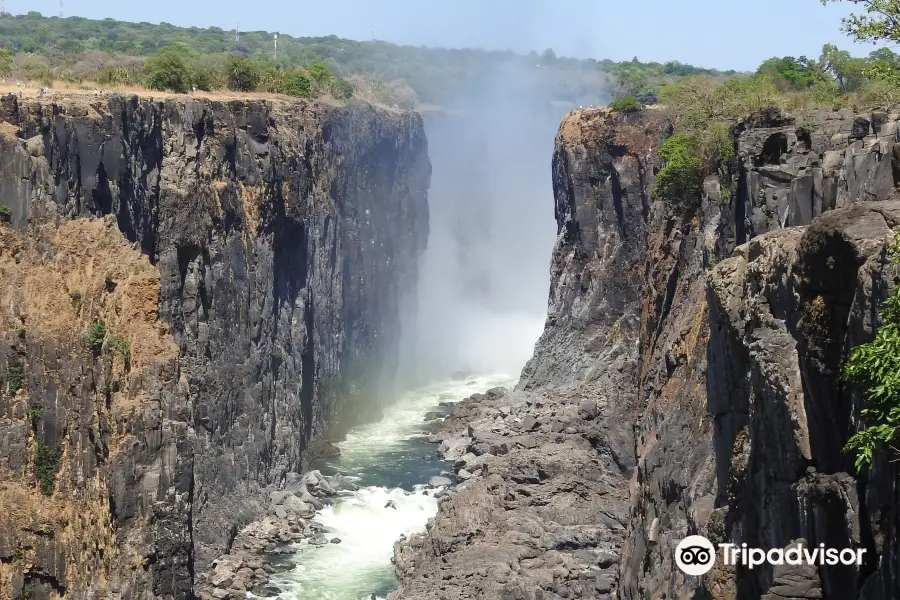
[8,0,870,71]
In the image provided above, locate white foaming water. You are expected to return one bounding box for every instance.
[271,373,517,600]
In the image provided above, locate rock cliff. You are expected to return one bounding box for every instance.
[0,94,430,599]
[392,106,900,600]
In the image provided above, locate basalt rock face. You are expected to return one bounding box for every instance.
[0,95,429,599]
[393,106,900,600]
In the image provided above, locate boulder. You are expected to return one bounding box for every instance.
[429,475,453,488]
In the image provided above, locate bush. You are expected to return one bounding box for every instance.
[653,132,704,214]
[7,362,24,394]
[608,96,642,113]
[35,443,58,496]
[282,70,311,98]
[843,233,900,469]
[87,321,106,355]
[226,57,261,92]
[0,49,12,80]
[95,65,138,86]
[330,77,354,99]
[109,333,131,363]
[144,45,192,93]
[0,205,11,223]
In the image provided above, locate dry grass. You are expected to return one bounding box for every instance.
[0,216,177,372]
[0,79,355,110]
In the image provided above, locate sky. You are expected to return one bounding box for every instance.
[7,0,873,71]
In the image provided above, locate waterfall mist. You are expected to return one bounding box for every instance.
[398,62,607,385]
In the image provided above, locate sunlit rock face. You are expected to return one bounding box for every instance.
[0,94,430,598]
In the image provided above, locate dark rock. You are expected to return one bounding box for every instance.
[0,94,430,599]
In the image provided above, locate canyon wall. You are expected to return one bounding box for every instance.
[0,94,430,599]
[393,106,899,600]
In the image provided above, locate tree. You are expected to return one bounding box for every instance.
[541,48,557,63]
[144,44,192,93]
[823,0,900,45]
[756,55,827,89]
[306,62,332,85]
[329,77,354,99]
[282,70,310,97]
[820,43,867,90]
[608,96,642,113]
[226,56,260,92]
[843,233,900,469]
[0,49,12,79]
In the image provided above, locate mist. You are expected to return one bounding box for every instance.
[398,61,608,385]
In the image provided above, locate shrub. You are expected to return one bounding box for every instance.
[282,70,311,98]
[653,132,704,214]
[28,408,42,429]
[35,442,58,496]
[329,77,354,99]
[109,333,131,363]
[69,290,83,309]
[7,362,24,394]
[608,96,642,113]
[0,205,11,222]
[96,65,138,86]
[843,233,900,469]
[87,321,106,355]
[144,45,192,93]
[226,57,261,92]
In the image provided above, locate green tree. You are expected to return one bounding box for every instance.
[282,70,311,98]
[653,132,704,213]
[226,56,260,92]
[823,0,900,44]
[306,62,332,86]
[820,43,867,91]
[329,77,354,99]
[843,233,900,469]
[144,44,192,93]
[757,55,826,89]
[608,96,642,113]
[0,48,12,79]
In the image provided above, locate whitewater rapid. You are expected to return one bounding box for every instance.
[270,373,516,600]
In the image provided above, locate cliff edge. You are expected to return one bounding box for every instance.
[392,106,900,600]
[0,94,430,599]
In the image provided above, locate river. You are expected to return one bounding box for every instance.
[269,373,516,600]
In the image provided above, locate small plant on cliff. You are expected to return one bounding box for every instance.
[108,333,131,366]
[28,408,42,430]
[7,361,24,394]
[35,442,58,496]
[69,290,83,309]
[843,233,900,469]
[0,204,11,223]
[653,132,704,214]
[87,321,106,355]
[608,96,643,113]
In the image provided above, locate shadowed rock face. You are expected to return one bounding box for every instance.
[0,95,429,599]
[391,107,900,600]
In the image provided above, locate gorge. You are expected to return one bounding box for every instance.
[1,91,900,600]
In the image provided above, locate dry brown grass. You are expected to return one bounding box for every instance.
[1,216,177,372]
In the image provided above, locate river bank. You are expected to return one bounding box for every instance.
[199,374,516,600]
[388,383,632,600]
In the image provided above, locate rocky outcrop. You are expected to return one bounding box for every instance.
[393,106,900,600]
[0,94,429,599]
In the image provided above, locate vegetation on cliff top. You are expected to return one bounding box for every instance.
[0,11,727,107]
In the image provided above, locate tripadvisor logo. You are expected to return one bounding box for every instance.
[675,535,867,576]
